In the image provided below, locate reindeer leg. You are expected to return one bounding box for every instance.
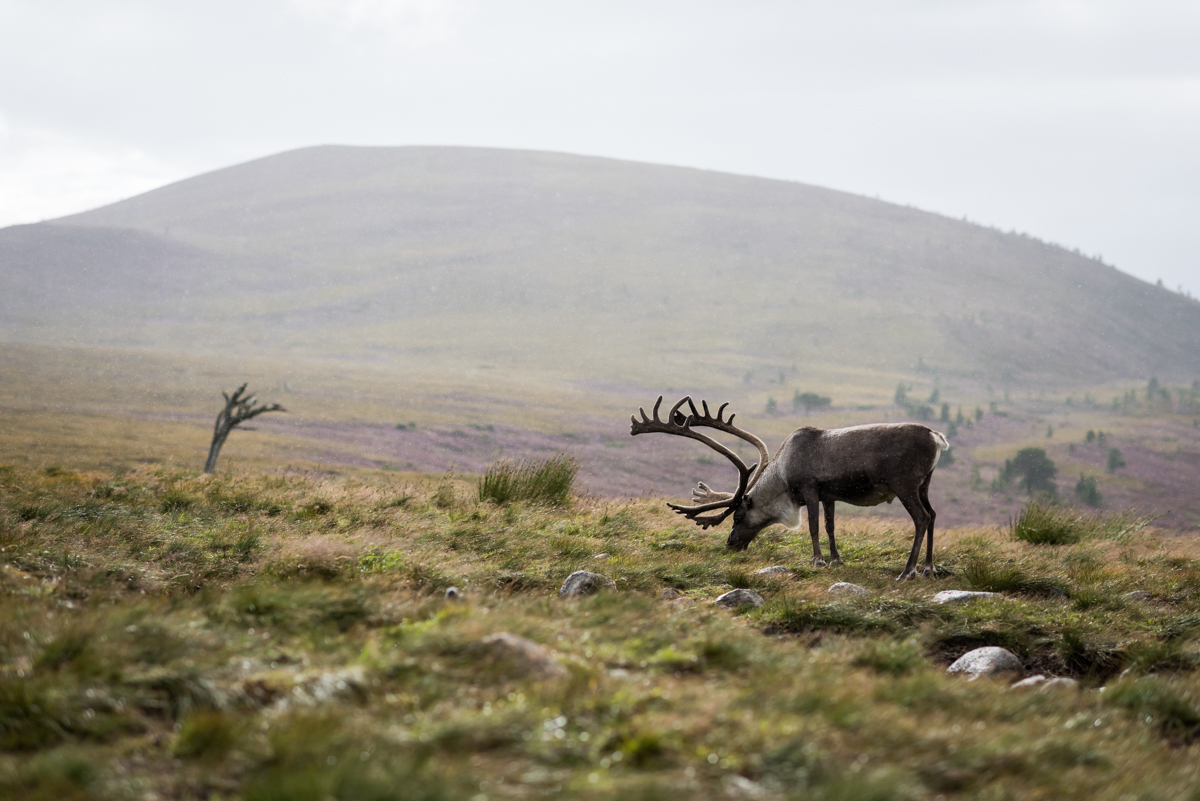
[919,475,937,577]
[804,491,825,567]
[823,500,843,566]
[896,488,931,581]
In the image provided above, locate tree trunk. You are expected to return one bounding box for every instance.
[204,426,232,474]
[203,384,285,474]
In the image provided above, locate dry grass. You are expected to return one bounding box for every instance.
[5,462,1200,799]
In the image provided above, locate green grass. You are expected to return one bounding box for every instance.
[1011,499,1161,547]
[478,454,579,506]
[5,463,1200,799]
[960,554,1065,595]
[1011,499,1087,545]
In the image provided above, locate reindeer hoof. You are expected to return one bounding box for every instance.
[895,570,917,581]
[813,558,827,568]
[921,565,938,577]
[829,557,844,567]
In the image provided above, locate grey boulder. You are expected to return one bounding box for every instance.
[828,582,871,596]
[715,589,764,609]
[558,570,615,598]
[481,632,568,680]
[934,590,1001,605]
[947,647,1022,679]
[755,565,791,576]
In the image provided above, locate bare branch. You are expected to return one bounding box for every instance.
[203,384,286,473]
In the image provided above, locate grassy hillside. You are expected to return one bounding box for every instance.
[2,145,1198,386]
[5,341,1200,530]
[4,462,1200,800]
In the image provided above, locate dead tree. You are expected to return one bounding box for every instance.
[203,384,285,473]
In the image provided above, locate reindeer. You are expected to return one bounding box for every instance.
[630,396,949,580]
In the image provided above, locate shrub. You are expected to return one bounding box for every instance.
[793,391,832,415]
[478,454,578,506]
[909,404,934,421]
[1011,499,1085,545]
[1075,474,1102,507]
[1004,448,1057,495]
[1107,448,1126,473]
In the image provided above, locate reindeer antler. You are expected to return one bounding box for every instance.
[630,396,769,529]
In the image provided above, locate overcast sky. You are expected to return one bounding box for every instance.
[1,0,1197,295]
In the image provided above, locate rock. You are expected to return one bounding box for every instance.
[670,597,698,609]
[558,570,615,598]
[755,565,791,576]
[444,586,459,600]
[715,589,764,609]
[481,632,569,680]
[828,582,870,596]
[1039,677,1079,693]
[287,666,367,707]
[660,587,683,600]
[947,647,1022,679]
[1126,590,1152,601]
[1010,675,1047,690]
[722,774,768,798]
[934,590,1001,605]
[593,553,611,560]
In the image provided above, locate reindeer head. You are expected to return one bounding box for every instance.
[630,396,771,546]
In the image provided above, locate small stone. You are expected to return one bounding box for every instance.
[947,647,1022,679]
[660,588,682,600]
[481,632,569,680]
[444,586,459,600]
[594,553,610,560]
[1010,675,1047,690]
[1126,590,1152,601]
[722,774,768,798]
[755,565,791,576]
[558,570,615,598]
[715,589,764,609]
[934,590,1001,605]
[288,667,367,706]
[670,597,698,609]
[828,582,870,596]
[1038,677,1079,693]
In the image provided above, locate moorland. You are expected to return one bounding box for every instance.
[3,146,1200,798]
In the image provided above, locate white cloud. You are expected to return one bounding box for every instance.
[0,117,182,226]
[288,0,468,47]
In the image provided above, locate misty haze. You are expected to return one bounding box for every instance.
[3,4,1200,799]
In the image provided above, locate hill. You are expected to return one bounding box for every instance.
[3,145,1199,387]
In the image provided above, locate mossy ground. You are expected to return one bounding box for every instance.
[4,463,1200,799]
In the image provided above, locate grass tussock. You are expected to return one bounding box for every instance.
[960,554,1064,595]
[478,454,578,506]
[1011,499,1087,545]
[1012,498,1161,546]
